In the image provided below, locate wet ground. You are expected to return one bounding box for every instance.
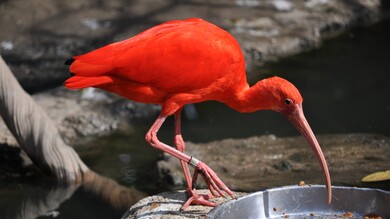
[0,4,389,219]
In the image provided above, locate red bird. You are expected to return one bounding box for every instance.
[65,18,331,209]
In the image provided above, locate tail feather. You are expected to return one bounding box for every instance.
[69,59,114,76]
[65,41,118,89]
[64,75,113,89]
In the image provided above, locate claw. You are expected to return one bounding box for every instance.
[181,190,218,210]
[207,183,219,197]
[193,161,235,199]
[192,169,199,190]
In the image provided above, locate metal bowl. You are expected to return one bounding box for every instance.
[208,185,390,218]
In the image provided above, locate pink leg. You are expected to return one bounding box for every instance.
[145,112,235,210]
[174,109,218,209]
[173,109,193,190]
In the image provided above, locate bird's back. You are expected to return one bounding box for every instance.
[65,18,247,104]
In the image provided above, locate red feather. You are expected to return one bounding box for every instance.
[65,18,247,111]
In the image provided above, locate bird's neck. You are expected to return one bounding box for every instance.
[225,80,274,113]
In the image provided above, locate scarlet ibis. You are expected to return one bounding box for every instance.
[65,18,331,209]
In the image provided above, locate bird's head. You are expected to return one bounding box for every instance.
[255,76,332,204]
[260,76,303,114]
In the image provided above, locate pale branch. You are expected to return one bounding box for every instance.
[0,55,89,183]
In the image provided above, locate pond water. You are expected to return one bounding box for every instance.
[1,18,389,219]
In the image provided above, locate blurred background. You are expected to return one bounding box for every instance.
[0,0,389,218]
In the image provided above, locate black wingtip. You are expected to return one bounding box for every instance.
[64,58,75,65]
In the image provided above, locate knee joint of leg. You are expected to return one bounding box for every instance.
[145,132,157,145]
[174,136,185,151]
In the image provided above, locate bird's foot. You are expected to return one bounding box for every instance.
[181,189,217,210]
[191,160,236,199]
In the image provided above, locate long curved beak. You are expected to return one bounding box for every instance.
[283,104,332,204]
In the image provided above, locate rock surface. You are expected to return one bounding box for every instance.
[157,134,390,192]
[121,190,247,219]
[0,87,160,147]
[0,86,160,169]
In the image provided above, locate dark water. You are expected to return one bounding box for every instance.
[1,19,390,219]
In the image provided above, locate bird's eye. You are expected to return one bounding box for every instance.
[284,98,292,105]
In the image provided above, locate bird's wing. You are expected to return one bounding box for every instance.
[66,18,203,89]
[108,18,242,91]
[66,18,243,93]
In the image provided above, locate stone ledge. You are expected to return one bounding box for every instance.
[122,190,247,219]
